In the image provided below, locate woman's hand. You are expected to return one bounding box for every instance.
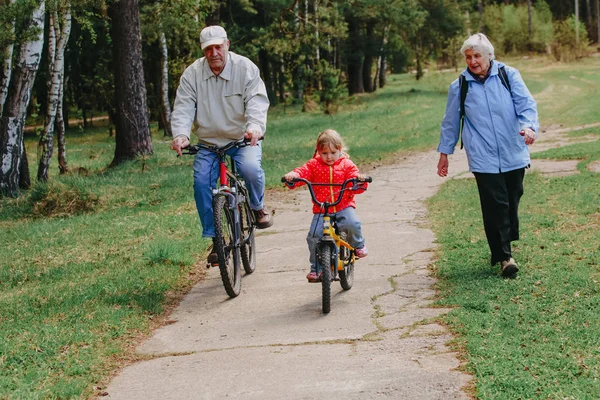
[520,128,536,145]
[437,153,449,177]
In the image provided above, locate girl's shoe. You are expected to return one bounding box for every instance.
[355,246,369,258]
[306,271,318,282]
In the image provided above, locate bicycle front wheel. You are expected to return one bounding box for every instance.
[339,233,354,290]
[239,201,256,274]
[318,243,332,314]
[213,195,242,298]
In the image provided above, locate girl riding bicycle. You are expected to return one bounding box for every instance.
[283,129,369,282]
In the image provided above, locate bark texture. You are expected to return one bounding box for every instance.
[108,0,152,166]
[0,1,45,197]
[0,0,16,117]
[37,8,71,181]
[159,31,172,137]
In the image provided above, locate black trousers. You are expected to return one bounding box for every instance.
[473,168,525,265]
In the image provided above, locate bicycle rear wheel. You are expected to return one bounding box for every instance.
[239,200,256,274]
[213,195,242,298]
[318,243,332,314]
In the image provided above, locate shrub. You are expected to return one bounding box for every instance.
[27,179,100,217]
[551,16,591,61]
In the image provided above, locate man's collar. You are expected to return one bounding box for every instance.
[203,53,232,81]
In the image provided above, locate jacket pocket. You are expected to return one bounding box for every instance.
[224,92,243,114]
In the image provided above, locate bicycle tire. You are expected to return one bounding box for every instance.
[339,234,354,291]
[239,200,256,274]
[318,243,332,314]
[213,195,242,298]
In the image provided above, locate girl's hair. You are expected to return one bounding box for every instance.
[316,129,346,152]
[460,33,495,60]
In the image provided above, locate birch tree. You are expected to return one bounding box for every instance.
[1,0,17,118]
[0,0,45,197]
[158,31,172,137]
[37,1,71,181]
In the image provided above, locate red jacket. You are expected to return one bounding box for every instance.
[289,154,368,214]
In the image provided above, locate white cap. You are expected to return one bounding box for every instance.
[200,26,228,50]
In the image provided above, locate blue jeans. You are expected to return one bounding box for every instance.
[306,207,365,272]
[193,143,265,237]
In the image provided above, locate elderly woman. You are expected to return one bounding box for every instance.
[436,33,539,277]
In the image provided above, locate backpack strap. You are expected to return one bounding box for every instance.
[458,66,512,150]
[498,66,512,95]
[459,74,468,149]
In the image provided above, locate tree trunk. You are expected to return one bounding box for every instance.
[527,0,533,51]
[597,0,600,49]
[108,0,153,166]
[478,0,484,33]
[362,22,375,93]
[37,7,71,181]
[0,0,16,118]
[415,40,424,80]
[576,0,580,46]
[346,18,363,95]
[0,1,45,197]
[206,1,221,25]
[378,54,387,89]
[56,82,68,174]
[374,25,389,91]
[159,31,172,137]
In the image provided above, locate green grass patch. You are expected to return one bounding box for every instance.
[428,136,600,397]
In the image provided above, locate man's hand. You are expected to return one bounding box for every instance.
[437,153,449,177]
[520,128,536,145]
[171,135,190,156]
[244,129,262,146]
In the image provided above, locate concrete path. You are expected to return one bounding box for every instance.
[103,127,592,399]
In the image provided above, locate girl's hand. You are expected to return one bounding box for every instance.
[284,172,299,181]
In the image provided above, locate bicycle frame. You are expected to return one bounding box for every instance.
[183,140,248,246]
[181,138,258,297]
[282,176,370,276]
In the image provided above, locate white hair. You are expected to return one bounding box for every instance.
[460,33,495,60]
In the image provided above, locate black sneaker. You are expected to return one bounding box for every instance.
[501,258,519,277]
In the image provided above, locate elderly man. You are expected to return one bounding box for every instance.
[170,25,273,264]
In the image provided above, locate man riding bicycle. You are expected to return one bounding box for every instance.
[170,25,274,264]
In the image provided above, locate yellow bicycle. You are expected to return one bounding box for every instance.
[282,176,372,313]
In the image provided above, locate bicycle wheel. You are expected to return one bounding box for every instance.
[318,243,332,314]
[339,234,354,291]
[239,200,256,274]
[213,195,242,298]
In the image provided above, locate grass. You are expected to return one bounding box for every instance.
[428,58,600,398]
[0,54,599,398]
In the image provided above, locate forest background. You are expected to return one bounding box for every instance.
[0,0,599,196]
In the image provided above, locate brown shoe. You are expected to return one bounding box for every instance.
[253,206,273,229]
[501,258,519,277]
[207,252,218,265]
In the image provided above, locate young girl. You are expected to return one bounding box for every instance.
[283,129,369,282]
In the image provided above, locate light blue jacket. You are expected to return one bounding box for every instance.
[437,61,539,173]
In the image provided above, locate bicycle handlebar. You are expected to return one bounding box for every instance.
[179,137,264,156]
[281,176,372,210]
